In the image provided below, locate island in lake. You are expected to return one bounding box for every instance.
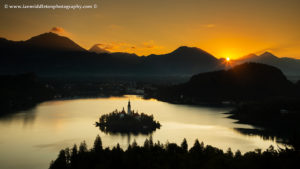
[96,100,161,134]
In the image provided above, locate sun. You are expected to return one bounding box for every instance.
[223,56,233,68]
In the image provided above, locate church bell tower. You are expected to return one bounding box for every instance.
[127,100,131,115]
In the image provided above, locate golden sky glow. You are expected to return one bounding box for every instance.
[1,0,300,59]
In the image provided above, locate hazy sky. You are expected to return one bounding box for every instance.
[1,0,300,59]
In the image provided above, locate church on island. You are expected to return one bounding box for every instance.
[120,100,135,116]
[96,99,161,134]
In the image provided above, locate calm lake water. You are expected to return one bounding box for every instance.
[0,95,283,169]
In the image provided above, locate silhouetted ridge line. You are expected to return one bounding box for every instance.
[154,63,294,104]
[0,33,223,77]
[237,52,300,76]
[25,32,86,51]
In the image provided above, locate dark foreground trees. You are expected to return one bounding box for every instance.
[49,135,299,169]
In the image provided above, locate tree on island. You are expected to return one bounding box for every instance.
[96,108,161,135]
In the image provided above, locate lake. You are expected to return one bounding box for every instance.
[0,95,283,169]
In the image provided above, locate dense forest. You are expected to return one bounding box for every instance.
[154,63,297,104]
[49,135,299,169]
[0,73,54,115]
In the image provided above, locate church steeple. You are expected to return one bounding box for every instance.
[127,100,131,115]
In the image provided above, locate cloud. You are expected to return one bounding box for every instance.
[202,24,216,28]
[50,26,70,36]
[95,43,116,50]
[142,40,156,49]
[94,40,164,56]
[50,27,64,33]
[107,24,122,30]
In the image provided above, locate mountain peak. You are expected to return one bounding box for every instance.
[175,46,193,50]
[25,32,86,52]
[26,32,58,40]
[89,44,110,54]
[238,53,258,60]
[259,51,278,59]
[172,46,208,54]
[170,46,216,60]
[261,51,273,55]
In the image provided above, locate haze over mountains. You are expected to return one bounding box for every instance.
[1,32,300,79]
[236,52,300,76]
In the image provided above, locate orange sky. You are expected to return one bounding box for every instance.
[1,0,300,59]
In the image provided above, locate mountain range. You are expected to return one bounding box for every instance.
[0,32,222,77]
[1,32,300,78]
[235,52,300,76]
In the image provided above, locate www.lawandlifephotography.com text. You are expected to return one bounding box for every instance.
[3,1,98,10]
